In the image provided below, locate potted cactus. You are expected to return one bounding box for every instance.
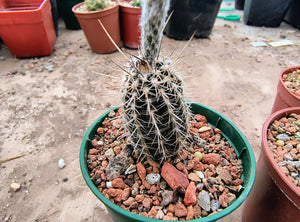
[119,0,142,49]
[80,0,256,221]
[72,0,121,53]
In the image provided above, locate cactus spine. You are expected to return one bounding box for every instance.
[122,0,191,164]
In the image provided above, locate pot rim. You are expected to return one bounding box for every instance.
[279,66,300,100]
[80,102,256,221]
[72,2,119,16]
[261,107,300,207]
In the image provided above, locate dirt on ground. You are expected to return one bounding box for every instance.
[0,12,299,222]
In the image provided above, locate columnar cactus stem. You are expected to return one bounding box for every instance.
[121,0,191,164]
[140,0,170,64]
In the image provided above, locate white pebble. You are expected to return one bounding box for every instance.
[58,159,66,169]
[106,181,112,188]
[10,182,21,192]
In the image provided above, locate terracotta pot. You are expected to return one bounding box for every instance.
[0,0,56,58]
[72,2,121,54]
[271,66,300,113]
[120,4,141,49]
[242,107,300,222]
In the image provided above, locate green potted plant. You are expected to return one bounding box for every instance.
[119,0,142,49]
[242,107,300,221]
[72,0,121,53]
[80,0,256,221]
[0,0,56,58]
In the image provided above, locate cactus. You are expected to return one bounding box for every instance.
[85,0,106,11]
[121,0,191,164]
[132,0,141,7]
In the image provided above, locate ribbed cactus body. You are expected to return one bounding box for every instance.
[121,0,190,163]
[122,59,190,163]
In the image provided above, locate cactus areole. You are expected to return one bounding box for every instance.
[122,0,191,164]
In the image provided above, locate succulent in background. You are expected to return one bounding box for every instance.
[85,0,107,11]
[132,0,141,7]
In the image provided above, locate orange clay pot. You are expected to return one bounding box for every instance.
[242,107,300,222]
[72,2,121,54]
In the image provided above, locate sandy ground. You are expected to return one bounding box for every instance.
[0,11,300,222]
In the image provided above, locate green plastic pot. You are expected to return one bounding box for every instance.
[80,102,256,222]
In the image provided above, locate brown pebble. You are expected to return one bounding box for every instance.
[194,204,201,218]
[97,127,105,134]
[216,166,233,185]
[123,197,135,206]
[186,159,195,170]
[89,148,99,155]
[163,212,174,220]
[186,205,194,220]
[142,197,152,209]
[167,204,175,213]
[161,162,189,193]
[180,149,189,160]
[174,203,187,217]
[149,185,157,194]
[148,206,158,218]
[112,178,125,189]
[136,162,146,180]
[188,173,201,182]
[202,153,222,166]
[142,179,151,190]
[135,194,144,203]
[176,162,185,171]
[184,182,197,206]
[121,188,131,200]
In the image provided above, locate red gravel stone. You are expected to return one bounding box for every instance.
[161,162,189,193]
[176,162,185,171]
[193,162,205,171]
[186,205,194,220]
[136,162,146,180]
[97,127,105,134]
[148,206,158,218]
[186,159,195,170]
[89,148,99,155]
[149,185,157,194]
[194,204,201,218]
[202,153,222,166]
[180,149,189,160]
[194,114,207,123]
[135,194,144,203]
[188,173,201,182]
[102,120,111,128]
[184,182,197,206]
[174,203,187,217]
[142,179,151,190]
[107,188,123,203]
[123,197,135,206]
[163,212,174,220]
[112,178,125,189]
[142,197,152,209]
[121,187,131,200]
[167,204,175,213]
